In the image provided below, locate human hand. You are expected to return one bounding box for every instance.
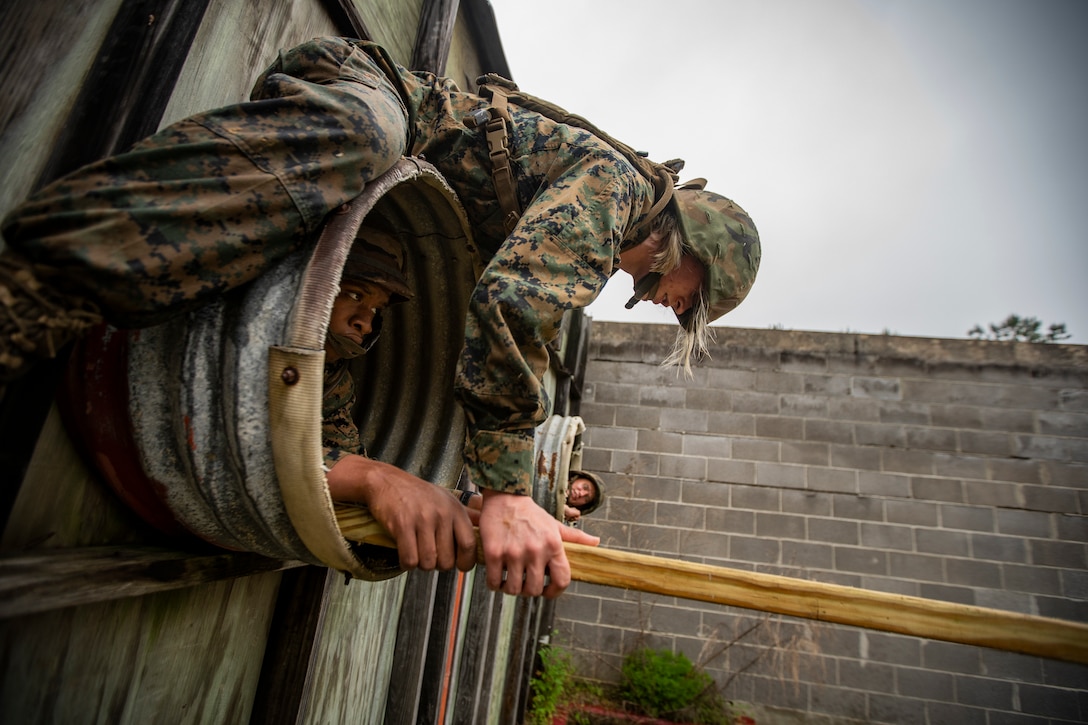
[477,489,599,598]
[326,455,477,571]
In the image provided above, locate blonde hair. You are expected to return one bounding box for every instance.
[650,211,712,376]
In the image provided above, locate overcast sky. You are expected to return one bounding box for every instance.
[488,0,1087,343]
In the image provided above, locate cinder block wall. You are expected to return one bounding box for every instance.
[554,321,1088,724]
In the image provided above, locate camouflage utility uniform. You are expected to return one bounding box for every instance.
[2,37,658,497]
[322,358,362,468]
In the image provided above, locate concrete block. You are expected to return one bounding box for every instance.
[635,428,682,454]
[781,393,830,418]
[683,387,733,411]
[895,666,956,701]
[681,479,734,507]
[733,438,780,462]
[781,489,832,516]
[638,384,685,408]
[1029,539,1087,568]
[782,540,833,569]
[803,372,851,396]
[808,467,858,493]
[834,547,887,575]
[730,535,781,564]
[978,407,1036,433]
[831,494,884,522]
[779,440,828,466]
[704,508,754,535]
[915,529,970,556]
[757,416,806,442]
[705,458,756,485]
[731,390,781,414]
[629,523,679,554]
[988,458,1044,484]
[885,499,939,526]
[964,480,1021,508]
[1002,563,1062,597]
[940,503,995,532]
[970,533,1029,564]
[706,410,756,436]
[879,401,931,425]
[860,522,913,551]
[995,509,1053,538]
[888,551,944,583]
[755,512,806,541]
[884,449,936,476]
[585,425,638,451]
[610,450,659,476]
[655,501,705,530]
[660,406,709,434]
[809,517,859,545]
[954,675,1015,709]
[831,444,881,471]
[851,376,902,400]
[911,476,964,503]
[919,582,976,605]
[750,461,804,489]
[682,433,730,458]
[906,426,958,452]
[755,370,805,394]
[858,471,912,497]
[960,430,1014,457]
[853,421,906,447]
[1020,484,1080,514]
[658,454,707,481]
[946,558,1002,588]
[805,419,855,444]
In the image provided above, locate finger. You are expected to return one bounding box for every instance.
[542,551,572,599]
[502,562,526,596]
[559,525,600,547]
[395,528,420,570]
[454,520,478,572]
[418,526,441,571]
[521,560,547,597]
[484,550,505,591]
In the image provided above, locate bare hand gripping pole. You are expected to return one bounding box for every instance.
[334,506,1088,666]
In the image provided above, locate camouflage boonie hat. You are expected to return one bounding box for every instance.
[341,227,414,304]
[670,181,761,329]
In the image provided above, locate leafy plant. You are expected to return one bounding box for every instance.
[620,648,732,724]
[527,642,576,725]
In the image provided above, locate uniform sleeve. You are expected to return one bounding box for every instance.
[322,360,362,468]
[456,147,646,495]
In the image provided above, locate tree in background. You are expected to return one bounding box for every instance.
[968,315,1071,343]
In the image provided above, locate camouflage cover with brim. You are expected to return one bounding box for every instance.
[671,183,761,329]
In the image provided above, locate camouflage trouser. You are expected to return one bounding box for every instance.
[1,38,409,327]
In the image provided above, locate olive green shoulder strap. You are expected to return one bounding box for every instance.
[471,74,681,240]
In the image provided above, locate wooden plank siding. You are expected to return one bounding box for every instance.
[0,2,559,723]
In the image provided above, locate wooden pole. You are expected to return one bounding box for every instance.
[334,506,1088,665]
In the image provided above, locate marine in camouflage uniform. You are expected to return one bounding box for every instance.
[2,37,759,596]
[2,37,659,500]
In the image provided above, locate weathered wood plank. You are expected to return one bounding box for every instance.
[249,566,334,725]
[301,573,408,725]
[452,572,496,725]
[384,569,438,724]
[0,570,282,724]
[0,545,303,618]
[412,0,459,74]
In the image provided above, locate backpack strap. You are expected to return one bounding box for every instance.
[467,84,522,235]
[471,74,681,241]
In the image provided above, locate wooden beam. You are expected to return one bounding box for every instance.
[336,511,1088,665]
[0,546,304,618]
[412,0,459,75]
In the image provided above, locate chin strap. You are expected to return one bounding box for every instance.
[625,272,662,309]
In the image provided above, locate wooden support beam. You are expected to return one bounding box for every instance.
[0,546,304,618]
[336,510,1088,665]
[412,0,459,75]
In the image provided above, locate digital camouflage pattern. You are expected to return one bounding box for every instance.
[1,37,661,496]
[322,358,362,468]
[672,186,761,328]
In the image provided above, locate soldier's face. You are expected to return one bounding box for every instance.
[568,477,596,507]
[651,254,705,318]
[326,281,392,360]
